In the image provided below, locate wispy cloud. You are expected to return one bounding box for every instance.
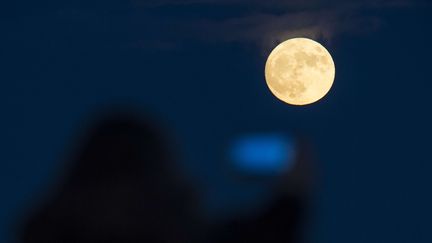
[129,0,407,49]
[109,0,426,53]
[129,0,429,52]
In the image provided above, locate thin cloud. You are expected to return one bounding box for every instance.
[129,0,431,51]
[129,0,398,51]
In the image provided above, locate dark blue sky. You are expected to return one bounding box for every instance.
[1,1,432,242]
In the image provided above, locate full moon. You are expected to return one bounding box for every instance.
[265,38,335,105]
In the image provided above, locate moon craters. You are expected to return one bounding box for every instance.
[265,38,335,105]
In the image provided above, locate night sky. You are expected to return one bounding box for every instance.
[1,0,432,242]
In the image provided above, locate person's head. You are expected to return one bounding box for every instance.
[20,110,194,243]
[64,111,172,185]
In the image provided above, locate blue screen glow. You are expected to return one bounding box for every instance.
[230,134,296,175]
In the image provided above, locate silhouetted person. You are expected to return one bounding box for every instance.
[210,195,305,243]
[20,111,196,243]
[209,137,313,243]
